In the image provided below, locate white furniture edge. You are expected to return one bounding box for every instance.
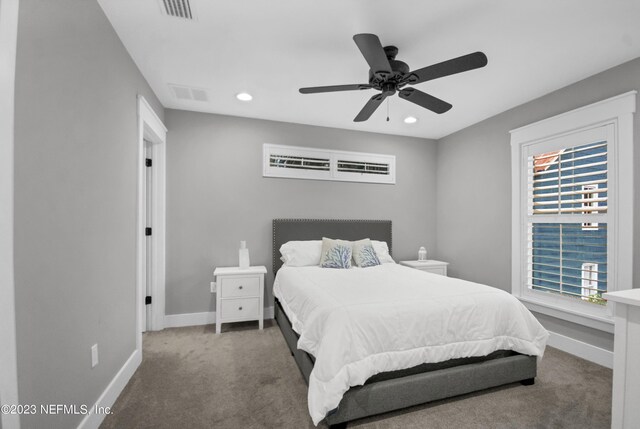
[603,289,640,306]
[510,91,636,328]
[399,260,449,266]
[603,289,640,429]
[547,331,613,369]
[0,1,20,428]
[164,307,275,328]
[136,94,167,338]
[77,349,141,429]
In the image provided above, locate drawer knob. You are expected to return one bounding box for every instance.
[239,285,243,290]
[239,306,243,311]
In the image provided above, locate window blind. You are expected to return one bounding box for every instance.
[269,154,330,171]
[528,142,607,215]
[526,140,608,304]
[336,160,390,175]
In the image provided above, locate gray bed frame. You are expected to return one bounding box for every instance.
[272,219,537,428]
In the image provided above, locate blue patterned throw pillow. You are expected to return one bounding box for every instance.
[352,238,381,268]
[320,238,352,269]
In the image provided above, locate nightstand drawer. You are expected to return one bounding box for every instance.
[421,267,447,276]
[220,297,260,321]
[220,276,260,298]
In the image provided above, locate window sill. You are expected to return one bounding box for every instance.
[517,295,614,334]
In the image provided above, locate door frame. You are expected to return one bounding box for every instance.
[136,95,167,347]
[0,0,20,428]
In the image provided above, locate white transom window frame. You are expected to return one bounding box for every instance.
[510,91,636,333]
[263,143,396,184]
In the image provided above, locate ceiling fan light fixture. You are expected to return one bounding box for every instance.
[299,33,487,122]
[404,116,418,124]
[236,92,253,101]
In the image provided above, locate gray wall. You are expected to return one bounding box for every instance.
[436,57,640,352]
[165,110,437,315]
[13,1,164,427]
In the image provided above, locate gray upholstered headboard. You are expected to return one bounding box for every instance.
[272,219,392,273]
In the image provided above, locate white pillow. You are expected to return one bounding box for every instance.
[371,240,395,264]
[279,240,322,266]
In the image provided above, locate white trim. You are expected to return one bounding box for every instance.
[164,306,274,329]
[77,349,142,429]
[164,311,216,328]
[511,92,635,328]
[510,91,637,143]
[522,297,614,333]
[547,331,613,369]
[0,0,20,428]
[137,95,167,339]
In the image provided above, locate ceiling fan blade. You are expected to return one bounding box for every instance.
[354,93,387,122]
[405,52,488,85]
[353,34,392,75]
[299,84,372,94]
[399,88,452,114]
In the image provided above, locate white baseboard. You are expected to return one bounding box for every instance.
[164,311,216,328]
[77,349,141,429]
[164,306,274,329]
[547,331,613,369]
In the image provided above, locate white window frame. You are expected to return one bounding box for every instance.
[263,143,396,184]
[510,91,635,332]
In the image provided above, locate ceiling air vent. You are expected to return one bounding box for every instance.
[160,0,193,20]
[168,84,209,102]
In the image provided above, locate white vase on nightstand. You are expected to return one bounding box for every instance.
[418,247,427,261]
[239,240,250,269]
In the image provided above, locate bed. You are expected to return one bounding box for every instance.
[272,219,548,428]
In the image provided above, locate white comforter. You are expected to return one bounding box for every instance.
[273,264,549,425]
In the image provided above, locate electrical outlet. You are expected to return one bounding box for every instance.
[91,344,99,368]
[210,282,216,293]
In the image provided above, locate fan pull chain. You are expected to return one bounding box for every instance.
[386,98,390,122]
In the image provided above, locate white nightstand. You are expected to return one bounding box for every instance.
[400,260,449,276]
[213,266,267,334]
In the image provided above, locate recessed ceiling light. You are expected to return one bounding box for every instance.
[236,92,253,101]
[404,116,418,124]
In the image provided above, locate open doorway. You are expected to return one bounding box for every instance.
[137,96,167,345]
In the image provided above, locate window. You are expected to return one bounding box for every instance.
[263,144,395,184]
[527,138,608,304]
[511,91,635,330]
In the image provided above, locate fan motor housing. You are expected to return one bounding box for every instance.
[368,46,410,89]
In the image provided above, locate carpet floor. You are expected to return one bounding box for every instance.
[100,321,612,429]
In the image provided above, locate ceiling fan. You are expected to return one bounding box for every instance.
[299,34,488,122]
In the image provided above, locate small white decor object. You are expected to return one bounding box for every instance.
[239,240,250,269]
[418,246,427,261]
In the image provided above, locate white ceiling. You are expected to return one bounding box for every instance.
[98,0,640,139]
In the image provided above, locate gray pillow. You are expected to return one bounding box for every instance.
[319,237,352,269]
